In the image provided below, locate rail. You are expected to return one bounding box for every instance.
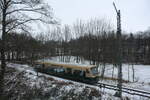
[95,82,150,98]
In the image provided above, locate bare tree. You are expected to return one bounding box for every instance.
[73,20,86,63]
[0,0,56,97]
[61,25,72,62]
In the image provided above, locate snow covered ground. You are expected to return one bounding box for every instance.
[6,63,122,100]
[3,56,150,100]
[42,56,150,95]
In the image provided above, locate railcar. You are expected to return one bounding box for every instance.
[34,61,100,83]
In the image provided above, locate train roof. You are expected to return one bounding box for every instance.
[35,61,97,70]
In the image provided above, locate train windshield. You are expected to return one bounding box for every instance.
[91,67,98,75]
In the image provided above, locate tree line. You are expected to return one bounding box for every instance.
[1,19,150,65]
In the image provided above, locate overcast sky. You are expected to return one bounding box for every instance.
[47,0,150,33]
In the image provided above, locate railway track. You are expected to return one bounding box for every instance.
[37,71,150,98]
[32,67,150,99]
[94,82,150,98]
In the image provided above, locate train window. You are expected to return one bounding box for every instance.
[74,70,85,77]
[74,70,81,76]
[86,69,90,73]
[47,67,54,72]
[67,68,72,74]
[80,71,85,77]
[42,64,45,68]
[56,68,65,73]
[91,67,98,75]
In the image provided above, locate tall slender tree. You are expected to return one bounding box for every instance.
[0,0,55,96]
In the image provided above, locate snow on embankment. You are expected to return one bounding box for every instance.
[7,63,122,100]
[103,64,150,83]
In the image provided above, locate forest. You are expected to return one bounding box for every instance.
[1,19,150,65]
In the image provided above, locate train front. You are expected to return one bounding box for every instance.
[90,66,100,82]
[86,66,100,83]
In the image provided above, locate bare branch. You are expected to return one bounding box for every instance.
[11,1,24,5]
[11,0,43,7]
[6,18,18,25]
[1,0,56,37]
[6,18,43,33]
[6,8,44,15]
[0,0,4,9]
[6,0,11,6]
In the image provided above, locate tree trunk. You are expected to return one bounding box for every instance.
[101,63,106,79]
[128,65,130,81]
[7,51,10,61]
[112,64,115,78]
[76,56,79,63]
[132,64,135,82]
[12,51,14,61]
[0,3,7,97]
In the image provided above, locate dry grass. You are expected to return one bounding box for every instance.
[47,77,55,81]
[89,88,101,97]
